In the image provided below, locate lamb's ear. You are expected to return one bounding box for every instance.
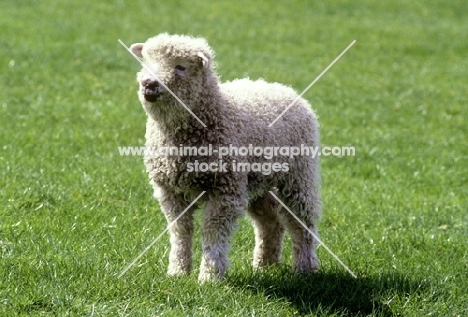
[130,43,144,58]
[197,52,209,68]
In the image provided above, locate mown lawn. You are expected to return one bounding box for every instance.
[1,0,466,316]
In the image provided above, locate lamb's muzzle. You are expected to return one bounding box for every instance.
[141,78,164,102]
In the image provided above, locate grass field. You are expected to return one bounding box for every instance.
[1,0,467,315]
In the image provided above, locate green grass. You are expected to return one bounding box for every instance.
[1,0,467,315]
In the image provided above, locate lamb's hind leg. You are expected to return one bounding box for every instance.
[157,188,196,276]
[247,192,285,268]
[278,186,321,273]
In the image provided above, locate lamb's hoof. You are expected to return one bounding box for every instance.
[252,257,282,269]
[198,271,224,284]
[294,267,319,274]
[253,262,282,272]
[293,259,320,274]
[167,271,190,278]
[167,265,191,277]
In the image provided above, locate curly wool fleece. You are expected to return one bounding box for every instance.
[130,33,321,282]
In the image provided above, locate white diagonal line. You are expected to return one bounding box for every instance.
[268,191,357,278]
[117,191,206,278]
[268,40,356,127]
[118,39,207,128]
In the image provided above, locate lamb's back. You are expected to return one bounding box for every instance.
[219,78,318,145]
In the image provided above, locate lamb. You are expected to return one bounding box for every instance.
[129,33,321,282]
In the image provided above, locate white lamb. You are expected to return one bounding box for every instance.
[129,33,321,282]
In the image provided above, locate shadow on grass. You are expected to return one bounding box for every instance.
[227,267,427,316]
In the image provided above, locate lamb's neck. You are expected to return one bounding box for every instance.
[147,74,227,144]
[195,75,226,127]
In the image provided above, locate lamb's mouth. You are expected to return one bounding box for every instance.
[143,87,163,102]
[142,79,164,102]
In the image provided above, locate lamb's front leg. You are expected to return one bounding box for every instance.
[247,193,285,268]
[158,188,196,276]
[198,196,245,283]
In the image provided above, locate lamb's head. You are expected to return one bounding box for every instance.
[130,33,215,121]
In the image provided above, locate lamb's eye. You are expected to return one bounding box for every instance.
[175,64,187,77]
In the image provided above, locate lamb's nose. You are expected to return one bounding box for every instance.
[142,79,163,102]
[142,79,160,89]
